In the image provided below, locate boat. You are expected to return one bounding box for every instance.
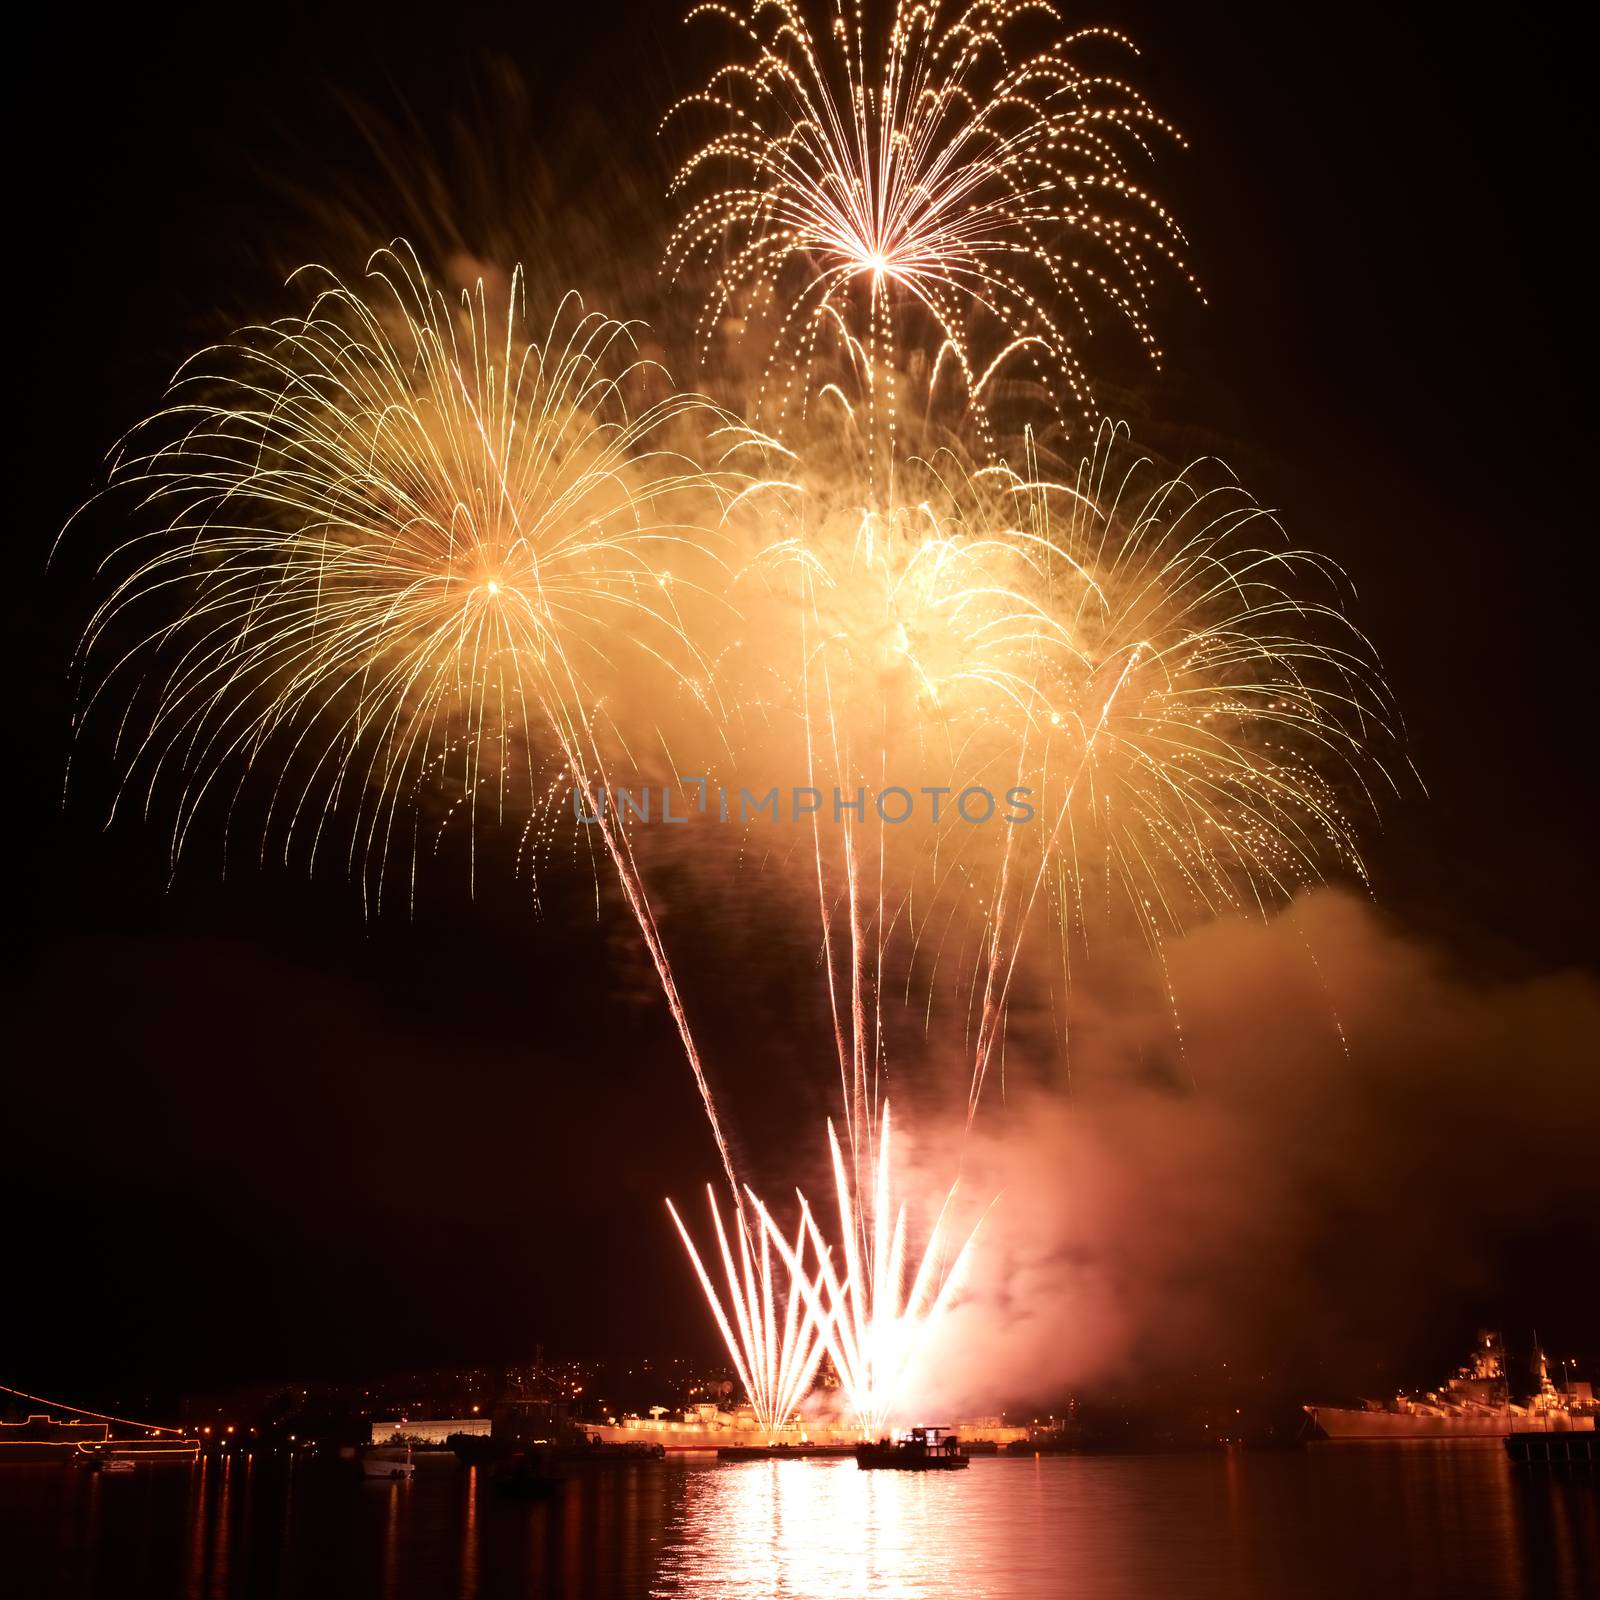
[855,1426,969,1471]
[359,1444,415,1479]
[1,1392,198,1466]
[75,1439,200,1466]
[0,1414,112,1462]
[1305,1331,1597,1441]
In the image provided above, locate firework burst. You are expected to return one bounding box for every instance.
[666,0,1199,450]
[728,422,1398,1126]
[75,243,742,894]
[958,426,1401,1109]
[70,240,761,1185]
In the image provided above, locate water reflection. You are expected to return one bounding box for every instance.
[460,1464,478,1600]
[654,1460,995,1599]
[2,1447,1595,1599]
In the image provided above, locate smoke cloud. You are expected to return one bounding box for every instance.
[908,888,1600,1414]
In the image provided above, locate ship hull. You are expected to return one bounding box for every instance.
[1307,1405,1508,1440]
[1308,1403,1596,1441]
[855,1445,968,1470]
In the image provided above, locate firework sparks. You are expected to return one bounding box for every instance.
[958,427,1402,1111]
[666,0,1199,445]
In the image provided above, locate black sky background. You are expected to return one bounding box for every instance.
[7,2,1594,1413]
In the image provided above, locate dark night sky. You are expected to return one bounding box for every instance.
[8,3,1594,1412]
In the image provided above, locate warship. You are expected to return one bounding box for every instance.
[1305,1331,1595,1441]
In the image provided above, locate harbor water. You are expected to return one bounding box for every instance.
[4,1444,1596,1598]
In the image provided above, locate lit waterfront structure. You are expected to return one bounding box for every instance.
[368,1417,491,1446]
[584,1405,1027,1453]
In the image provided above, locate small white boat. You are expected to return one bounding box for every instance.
[360,1445,415,1480]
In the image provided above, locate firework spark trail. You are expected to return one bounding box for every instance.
[795,560,878,1192]
[666,0,1199,449]
[966,639,1141,1119]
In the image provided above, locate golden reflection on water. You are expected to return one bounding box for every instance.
[460,1464,479,1600]
[382,1476,404,1600]
[211,1456,234,1600]
[652,1459,1028,1599]
[183,1453,206,1599]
